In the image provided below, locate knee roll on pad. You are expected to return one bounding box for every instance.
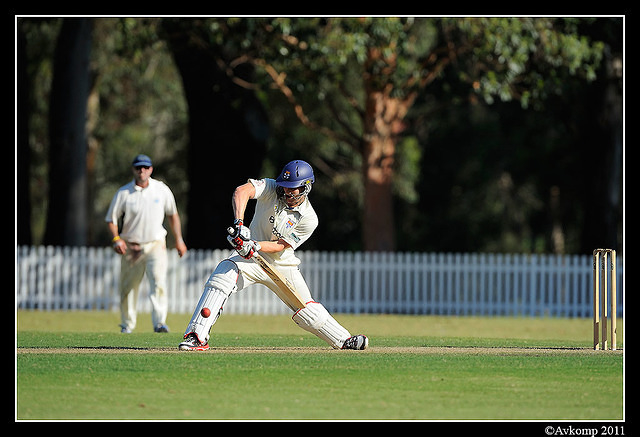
[292,302,351,349]
[207,259,240,291]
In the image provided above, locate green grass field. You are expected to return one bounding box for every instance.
[16,310,624,421]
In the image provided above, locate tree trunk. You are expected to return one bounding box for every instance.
[43,18,93,247]
[361,89,410,252]
[16,22,32,245]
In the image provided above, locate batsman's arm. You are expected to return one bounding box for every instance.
[232,182,256,222]
[255,239,290,253]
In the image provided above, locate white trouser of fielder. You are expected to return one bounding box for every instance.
[184,255,351,348]
[119,240,168,331]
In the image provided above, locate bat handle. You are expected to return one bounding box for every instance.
[227,227,235,236]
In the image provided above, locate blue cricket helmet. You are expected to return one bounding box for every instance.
[275,160,315,201]
[276,160,315,188]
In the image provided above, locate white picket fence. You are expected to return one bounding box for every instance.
[15,246,623,317]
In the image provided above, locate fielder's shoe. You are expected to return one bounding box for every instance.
[120,325,132,334]
[342,335,369,350]
[154,323,170,333]
[179,333,209,351]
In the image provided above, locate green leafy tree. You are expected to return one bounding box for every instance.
[214,17,604,251]
[18,17,612,252]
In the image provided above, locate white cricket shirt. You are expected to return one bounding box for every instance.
[105,177,178,244]
[248,178,318,266]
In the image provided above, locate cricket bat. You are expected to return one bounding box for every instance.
[227,227,307,311]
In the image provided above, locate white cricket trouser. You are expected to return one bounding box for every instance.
[119,240,168,330]
[233,256,352,348]
[232,255,313,303]
[184,254,351,348]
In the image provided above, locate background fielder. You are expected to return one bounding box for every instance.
[106,154,187,333]
[179,160,368,351]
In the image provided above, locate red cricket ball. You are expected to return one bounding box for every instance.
[201,307,211,318]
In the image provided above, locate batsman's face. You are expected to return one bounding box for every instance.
[283,187,304,208]
[132,165,153,187]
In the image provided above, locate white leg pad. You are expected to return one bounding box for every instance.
[183,260,238,344]
[184,287,228,344]
[292,302,351,349]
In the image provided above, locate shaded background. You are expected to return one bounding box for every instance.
[16,17,623,255]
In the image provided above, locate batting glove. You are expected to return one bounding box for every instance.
[237,239,261,259]
[231,218,251,241]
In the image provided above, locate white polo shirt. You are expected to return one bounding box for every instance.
[248,178,318,267]
[105,177,178,244]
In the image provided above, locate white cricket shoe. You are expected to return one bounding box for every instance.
[179,333,209,351]
[342,335,369,350]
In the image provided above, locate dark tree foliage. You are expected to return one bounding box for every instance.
[161,19,268,248]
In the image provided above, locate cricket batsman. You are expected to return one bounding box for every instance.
[179,160,368,351]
